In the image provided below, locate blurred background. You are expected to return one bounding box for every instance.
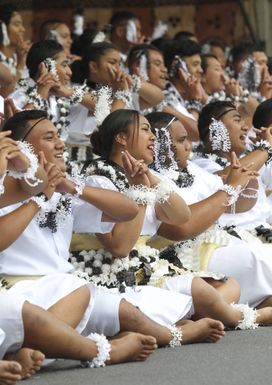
[1,0,271,54]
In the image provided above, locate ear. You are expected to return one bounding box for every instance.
[89,60,98,75]
[115,132,128,147]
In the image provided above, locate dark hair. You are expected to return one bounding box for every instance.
[201,53,219,73]
[252,99,272,129]
[174,30,196,42]
[164,40,201,71]
[71,27,97,56]
[127,43,161,73]
[231,40,265,68]
[0,4,18,44]
[26,40,63,79]
[39,19,63,40]
[110,11,139,30]
[198,101,236,144]
[146,111,177,134]
[2,110,48,141]
[91,109,140,158]
[71,42,116,85]
[0,4,18,26]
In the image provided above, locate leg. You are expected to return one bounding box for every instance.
[48,285,90,328]
[191,277,272,327]
[22,301,156,363]
[204,277,240,304]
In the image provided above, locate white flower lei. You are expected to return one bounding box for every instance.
[7,142,42,187]
[0,173,5,196]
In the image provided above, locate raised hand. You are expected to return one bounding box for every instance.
[251,126,272,146]
[39,151,65,198]
[0,131,20,175]
[121,150,150,187]
[226,151,259,189]
[36,63,60,99]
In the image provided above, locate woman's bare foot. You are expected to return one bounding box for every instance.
[0,360,22,385]
[109,332,157,364]
[5,349,44,379]
[180,318,225,344]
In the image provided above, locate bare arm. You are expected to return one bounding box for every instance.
[163,105,199,141]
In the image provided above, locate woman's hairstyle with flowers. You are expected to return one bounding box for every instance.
[91,109,140,158]
[198,100,236,145]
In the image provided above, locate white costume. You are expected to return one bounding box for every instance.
[0,189,195,342]
[159,161,272,307]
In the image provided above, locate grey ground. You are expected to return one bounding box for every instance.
[23,327,272,385]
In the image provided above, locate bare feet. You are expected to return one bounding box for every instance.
[5,349,44,379]
[109,332,157,364]
[180,318,225,344]
[0,360,22,385]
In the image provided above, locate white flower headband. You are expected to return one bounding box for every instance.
[209,117,231,152]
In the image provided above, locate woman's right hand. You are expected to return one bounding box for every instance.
[121,150,150,187]
[36,63,59,99]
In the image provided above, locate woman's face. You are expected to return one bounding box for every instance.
[55,24,72,55]
[54,51,72,85]
[147,50,167,90]
[125,115,156,165]
[202,57,225,94]
[222,109,248,155]
[89,49,121,84]
[169,120,191,170]
[7,12,25,45]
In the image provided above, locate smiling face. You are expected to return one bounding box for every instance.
[221,109,248,155]
[55,23,72,55]
[147,50,167,89]
[184,54,203,80]
[26,119,66,171]
[54,51,72,85]
[89,48,121,84]
[168,120,191,170]
[123,115,156,165]
[202,57,225,94]
[7,12,25,45]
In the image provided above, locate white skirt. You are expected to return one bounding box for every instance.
[208,242,272,307]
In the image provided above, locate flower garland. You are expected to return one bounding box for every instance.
[175,166,195,188]
[83,159,130,192]
[29,193,72,233]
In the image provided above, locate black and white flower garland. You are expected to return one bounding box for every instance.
[175,166,195,188]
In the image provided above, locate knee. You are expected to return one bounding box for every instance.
[119,299,144,328]
[226,277,241,303]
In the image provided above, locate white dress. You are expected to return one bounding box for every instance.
[162,161,272,307]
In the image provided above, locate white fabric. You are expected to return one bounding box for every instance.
[0,292,26,358]
[7,273,194,338]
[0,193,113,276]
[86,175,161,236]
[193,157,271,229]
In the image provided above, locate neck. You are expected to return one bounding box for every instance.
[0,45,15,58]
[216,150,232,162]
[109,150,124,169]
